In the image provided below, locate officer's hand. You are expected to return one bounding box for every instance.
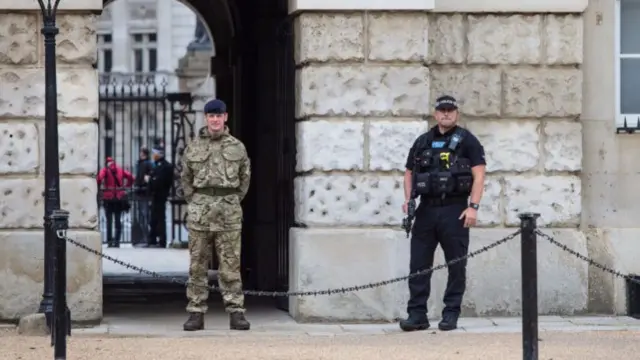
[402,201,409,214]
[459,207,477,228]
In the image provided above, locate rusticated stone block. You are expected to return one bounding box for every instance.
[428,14,464,64]
[0,122,39,174]
[0,178,43,228]
[60,177,99,229]
[544,15,583,65]
[296,119,365,171]
[478,177,502,227]
[0,14,38,65]
[0,230,102,322]
[467,15,542,64]
[368,119,428,171]
[294,174,404,226]
[296,65,429,117]
[543,121,582,171]
[503,68,582,117]
[504,175,581,227]
[18,313,48,336]
[0,68,98,118]
[367,12,428,62]
[295,13,364,64]
[0,176,97,229]
[56,14,98,65]
[430,67,501,116]
[38,122,98,175]
[465,120,540,172]
[289,227,587,320]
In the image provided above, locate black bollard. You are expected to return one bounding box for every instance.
[519,212,540,360]
[52,209,70,360]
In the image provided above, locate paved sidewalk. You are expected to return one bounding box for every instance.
[73,314,640,337]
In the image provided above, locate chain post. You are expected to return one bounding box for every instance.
[51,209,70,360]
[519,212,540,360]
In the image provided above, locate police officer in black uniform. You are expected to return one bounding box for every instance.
[399,95,486,332]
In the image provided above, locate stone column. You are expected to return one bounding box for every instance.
[289,10,587,321]
[156,0,174,74]
[110,0,129,72]
[0,2,103,322]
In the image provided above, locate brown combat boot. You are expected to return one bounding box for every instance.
[183,312,204,331]
[229,312,250,330]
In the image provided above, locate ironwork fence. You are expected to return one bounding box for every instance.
[97,74,196,247]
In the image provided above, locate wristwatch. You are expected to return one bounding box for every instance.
[469,202,480,210]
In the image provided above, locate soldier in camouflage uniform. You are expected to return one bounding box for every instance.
[181,99,251,331]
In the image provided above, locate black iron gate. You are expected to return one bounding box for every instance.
[167,92,197,247]
[97,75,195,246]
[273,13,296,310]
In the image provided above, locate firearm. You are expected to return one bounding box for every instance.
[402,198,416,238]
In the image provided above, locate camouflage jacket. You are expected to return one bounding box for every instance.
[180,126,251,232]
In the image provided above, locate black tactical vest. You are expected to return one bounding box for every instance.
[412,128,473,199]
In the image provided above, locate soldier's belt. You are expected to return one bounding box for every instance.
[194,188,239,196]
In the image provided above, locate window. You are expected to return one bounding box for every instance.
[97,34,113,73]
[617,0,640,129]
[131,32,158,74]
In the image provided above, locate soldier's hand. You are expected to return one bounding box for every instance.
[459,207,477,228]
[402,201,409,214]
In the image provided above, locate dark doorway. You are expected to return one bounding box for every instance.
[200,0,296,305]
[99,0,296,309]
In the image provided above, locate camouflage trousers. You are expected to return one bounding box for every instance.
[186,229,245,314]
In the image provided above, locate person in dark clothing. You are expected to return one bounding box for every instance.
[399,95,486,332]
[133,147,154,246]
[146,146,174,248]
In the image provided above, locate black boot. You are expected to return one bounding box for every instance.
[438,312,459,331]
[183,312,204,331]
[399,313,430,332]
[230,312,250,330]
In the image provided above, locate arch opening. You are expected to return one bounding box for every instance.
[94,0,296,313]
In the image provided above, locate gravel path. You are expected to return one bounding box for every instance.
[3,328,640,360]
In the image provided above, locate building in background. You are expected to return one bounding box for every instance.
[96,0,213,171]
[95,0,214,246]
[7,0,640,325]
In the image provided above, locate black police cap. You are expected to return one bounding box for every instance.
[434,95,458,110]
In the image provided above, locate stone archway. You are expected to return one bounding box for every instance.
[93,0,297,305]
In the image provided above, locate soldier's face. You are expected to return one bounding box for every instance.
[206,113,227,133]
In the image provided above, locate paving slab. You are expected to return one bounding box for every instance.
[567,316,625,326]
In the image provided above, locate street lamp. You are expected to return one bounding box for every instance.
[36,0,71,358]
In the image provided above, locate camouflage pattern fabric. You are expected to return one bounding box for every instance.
[181,126,251,232]
[186,229,244,313]
[181,126,250,314]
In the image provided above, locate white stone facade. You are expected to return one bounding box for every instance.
[2,0,638,323]
[289,11,587,321]
[0,11,102,321]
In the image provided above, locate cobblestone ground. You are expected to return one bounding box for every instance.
[2,327,640,360]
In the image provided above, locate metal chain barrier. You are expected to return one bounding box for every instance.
[56,229,520,297]
[536,229,640,286]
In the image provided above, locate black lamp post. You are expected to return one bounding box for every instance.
[36,0,71,357]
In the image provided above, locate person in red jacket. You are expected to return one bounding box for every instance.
[97,157,135,247]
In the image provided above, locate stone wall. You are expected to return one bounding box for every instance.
[289,12,587,321]
[0,12,102,321]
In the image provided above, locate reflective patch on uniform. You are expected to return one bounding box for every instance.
[431,141,446,148]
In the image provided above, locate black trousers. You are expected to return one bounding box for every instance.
[104,200,124,246]
[148,198,167,247]
[407,202,469,317]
